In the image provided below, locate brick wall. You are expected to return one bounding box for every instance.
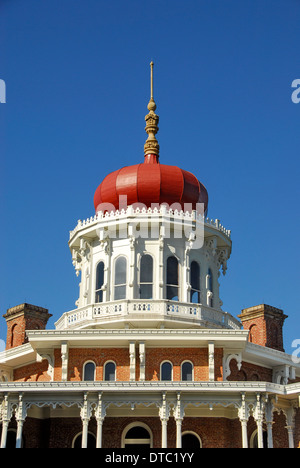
[145,347,223,381]
[67,347,130,381]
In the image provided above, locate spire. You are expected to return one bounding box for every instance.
[144,61,160,159]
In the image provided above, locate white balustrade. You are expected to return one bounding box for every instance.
[55,300,241,331]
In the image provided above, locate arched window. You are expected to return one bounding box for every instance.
[181,361,193,381]
[10,324,17,348]
[160,361,173,381]
[140,255,153,299]
[104,361,116,381]
[190,261,200,303]
[83,362,96,381]
[250,430,268,448]
[182,432,202,448]
[249,324,257,343]
[166,256,179,301]
[122,423,152,448]
[95,261,104,303]
[73,432,96,448]
[114,257,127,300]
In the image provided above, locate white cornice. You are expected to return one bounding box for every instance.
[0,380,286,396]
[26,328,249,350]
[0,343,36,368]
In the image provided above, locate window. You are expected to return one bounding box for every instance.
[83,362,96,381]
[181,361,193,381]
[182,432,202,448]
[95,262,104,303]
[122,423,152,448]
[190,261,200,303]
[251,430,268,448]
[114,257,127,300]
[166,256,179,301]
[104,361,116,381]
[160,361,172,381]
[140,254,153,299]
[73,432,96,448]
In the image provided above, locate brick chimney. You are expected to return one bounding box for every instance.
[238,304,287,352]
[3,303,52,350]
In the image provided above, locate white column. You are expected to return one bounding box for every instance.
[61,341,69,382]
[0,421,9,449]
[15,394,27,449]
[95,393,106,449]
[286,407,295,449]
[265,399,274,449]
[238,393,249,449]
[129,342,136,381]
[80,393,91,449]
[81,419,89,449]
[208,342,215,381]
[253,394,264,449]
[139,342,145,381]
[158,224,165,300]
[0,395,11,449]
[173,393,184,449]
[159,393,170,448]
[96,419,104,449]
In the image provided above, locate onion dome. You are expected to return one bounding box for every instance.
[94,62,208,214]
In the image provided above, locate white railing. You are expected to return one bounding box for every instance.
[55,300,241,331]
[69,207,231,241]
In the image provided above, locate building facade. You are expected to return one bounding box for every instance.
[1,63,299,449]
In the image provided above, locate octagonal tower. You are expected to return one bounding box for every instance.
[56,63,239,332]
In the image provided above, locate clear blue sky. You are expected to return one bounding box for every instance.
[0,0,299,353]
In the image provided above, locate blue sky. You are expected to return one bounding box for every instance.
[0,0,299,353]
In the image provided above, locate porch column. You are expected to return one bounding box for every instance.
[238,393,249,449]
[173,393,185,448]
[159,393,170,448]
[80,393,91,449]
[129,342,136,382]
[95,393,106,449]
[139,342,146,381]
[0,395,12,449]
[286,406,295,449]
[253,394,265,449]
[265,399,274,449]
[15,394,27,449]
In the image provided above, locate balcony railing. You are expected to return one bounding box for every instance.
[55,300,241,331]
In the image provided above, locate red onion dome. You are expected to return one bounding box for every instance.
[94,62,208,214]
[94,154,208,214]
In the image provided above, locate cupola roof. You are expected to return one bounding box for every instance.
[94,62,208,213]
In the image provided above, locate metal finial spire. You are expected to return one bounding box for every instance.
[144,61,159,157]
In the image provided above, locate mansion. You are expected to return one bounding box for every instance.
[0,63,299,449]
